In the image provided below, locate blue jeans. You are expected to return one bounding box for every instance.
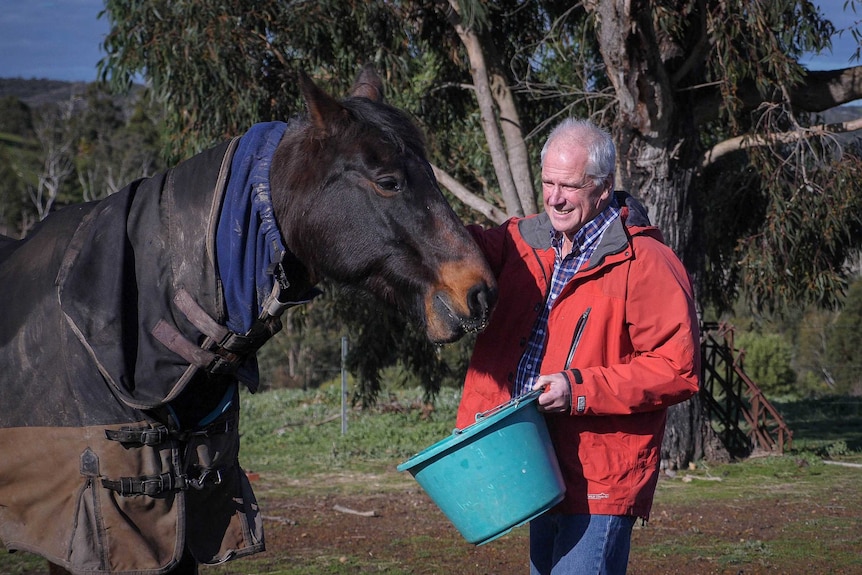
[529,513,636,575]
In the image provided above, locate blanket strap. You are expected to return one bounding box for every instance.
[101,468,226,497]
[172,288,285,375]
[101,415,238,497]
[104,416,237,447]
[151,291,275,376]
[105,425,171,446]
[153,261,321,378]
[102,472,189,496]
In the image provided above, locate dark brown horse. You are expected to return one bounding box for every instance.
[0,67,496,575]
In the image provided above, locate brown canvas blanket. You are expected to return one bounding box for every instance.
[0,139,265,574]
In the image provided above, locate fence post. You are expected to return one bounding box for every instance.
[341,335,348,435]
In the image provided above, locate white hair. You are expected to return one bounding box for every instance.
[540,119,615,187]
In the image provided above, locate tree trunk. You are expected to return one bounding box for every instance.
[662,391,706,470]
[586,0,719,466]
[445,0,524,217]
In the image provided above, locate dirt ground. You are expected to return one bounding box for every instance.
[202,474,861,575]
[10,473,858,575]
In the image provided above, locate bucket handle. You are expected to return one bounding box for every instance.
[453,389,543,434]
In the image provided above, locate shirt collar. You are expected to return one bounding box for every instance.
[550,197,621,257]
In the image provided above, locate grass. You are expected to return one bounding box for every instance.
[209,390,862,575]
[240,390,862,574]
[2,388,862,574]
[0,552,44,575]
[774,396,862,453]
[238,386,462,481]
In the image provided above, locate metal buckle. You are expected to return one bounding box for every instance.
[188,469,223,490]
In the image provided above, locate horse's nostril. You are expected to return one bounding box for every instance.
[429,282,497,341]
[469,283,497,322]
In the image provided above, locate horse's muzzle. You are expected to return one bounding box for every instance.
[427,279,497,344]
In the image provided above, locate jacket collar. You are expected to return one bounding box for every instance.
[518,191,658,268]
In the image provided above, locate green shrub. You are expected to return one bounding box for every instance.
[825,279,862,395]
[735,332,797,397]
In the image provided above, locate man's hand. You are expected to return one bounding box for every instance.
[532,373,571,413]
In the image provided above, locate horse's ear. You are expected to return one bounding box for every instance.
[348,64,384,102]
[298,70,347,133]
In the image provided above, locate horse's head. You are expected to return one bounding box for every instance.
[271,66,497,343]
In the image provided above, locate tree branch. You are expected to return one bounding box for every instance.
[671,0,710,87]
[700,117,862,168]
[691,65,862,125]
[445,0,524,217]
[431,163,507,224]
[490,68,537,215]
[790,67,862,111]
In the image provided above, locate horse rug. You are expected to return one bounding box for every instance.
[0,123,308,574]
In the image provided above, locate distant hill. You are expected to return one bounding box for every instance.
[0,78,147,117]
[820,105,862,129]
[818,105,862,147]
[0,76,858,141]
[0,78,91,108]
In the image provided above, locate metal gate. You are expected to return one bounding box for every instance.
[700,322,793,458]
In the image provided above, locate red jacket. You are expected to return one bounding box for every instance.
[457,195,700,519]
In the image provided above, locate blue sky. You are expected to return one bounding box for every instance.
[0,0,858,82]
[0,0,109,81]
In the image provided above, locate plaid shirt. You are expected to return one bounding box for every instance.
[512,202,621,397]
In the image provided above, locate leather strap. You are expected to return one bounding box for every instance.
[104,417,237,447]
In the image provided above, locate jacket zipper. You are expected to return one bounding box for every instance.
[564,307,591,368]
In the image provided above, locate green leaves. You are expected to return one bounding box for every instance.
[825,278,862,394]
[706,0,834,125]
[733,139,862,314]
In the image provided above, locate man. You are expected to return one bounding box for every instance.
[457,119,700,574]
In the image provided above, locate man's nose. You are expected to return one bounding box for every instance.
[546,184,563,202]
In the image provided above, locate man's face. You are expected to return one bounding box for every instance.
[541,141,612,239]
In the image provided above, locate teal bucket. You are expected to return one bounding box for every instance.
[397,390,565,545]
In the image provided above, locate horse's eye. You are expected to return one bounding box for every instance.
[374,177,402,197]
[378,178,401,192]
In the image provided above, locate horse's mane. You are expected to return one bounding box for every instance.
[339,96,427,156]
[271,94,430,216]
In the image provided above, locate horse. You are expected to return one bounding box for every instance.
[0,66,497,575]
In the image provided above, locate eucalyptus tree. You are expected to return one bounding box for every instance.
[28,100,76,226]
[71,84,163,201]
[0,96,36,235]
[100,0,862,464]
[825,278,862,394]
